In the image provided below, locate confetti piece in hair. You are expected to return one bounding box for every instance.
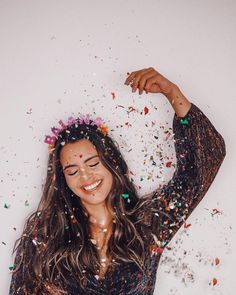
[121,193,129,199]
[90,239,97,245]
[32,237,38,246]
[144,106,149,115]
[149,244,163,255]
[111,92,116,99]
[25,200,29,206]
[180,118,189,125]
[4,203,10,209]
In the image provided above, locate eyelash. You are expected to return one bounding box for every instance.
[68,162,100,176]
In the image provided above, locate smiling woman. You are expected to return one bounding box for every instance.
[9,68,226,295]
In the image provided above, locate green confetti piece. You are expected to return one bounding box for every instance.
[140,177,144,181]
[4,203,10,209]
[9,266,14,271]
[180,118,189,125]
[25,200,29,206]
[121,193,129,199]
[64,225,69,230]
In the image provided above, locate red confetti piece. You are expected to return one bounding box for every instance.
[214,257,220,265]
[111,92,116,99]
[165,161,172,167]
[212,277,218,286]
[144,106,149,115]
[184,222,191,228]
[149,244,163,255]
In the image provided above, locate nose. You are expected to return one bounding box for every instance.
[78,167,93,180]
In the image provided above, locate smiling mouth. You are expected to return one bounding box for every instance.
[82,180,102,192]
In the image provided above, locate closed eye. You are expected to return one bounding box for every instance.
[67,162,100,176]
[89,162,99,167]
[68,170,78,176]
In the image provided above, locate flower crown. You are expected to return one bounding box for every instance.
[44,114,109,147]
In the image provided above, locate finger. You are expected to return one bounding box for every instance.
[138,71,157,95]
[131,68,153,93]
[124,71,139,85]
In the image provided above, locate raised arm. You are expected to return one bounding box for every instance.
[125,67,226,248]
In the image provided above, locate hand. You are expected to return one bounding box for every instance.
[124,67,176,96]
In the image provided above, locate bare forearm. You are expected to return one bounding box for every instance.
[165,84,192,118]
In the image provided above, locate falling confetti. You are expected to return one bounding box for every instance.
[4,203,10,209]
[214,257,220,266]
[184,223,191,229]
[211,277,218,286]
[211,208,222,216]
[165,161,172,168]
[111,92,116,99]
[144,106,149,115]
[25,200,29,206]
[26,108,32,114]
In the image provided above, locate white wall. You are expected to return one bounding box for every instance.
[0,0,235,294]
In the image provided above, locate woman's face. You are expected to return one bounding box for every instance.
[60,139,113,207]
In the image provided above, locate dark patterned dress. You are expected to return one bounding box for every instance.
[9,103,226,295]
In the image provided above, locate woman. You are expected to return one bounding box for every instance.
[9,68,226,294]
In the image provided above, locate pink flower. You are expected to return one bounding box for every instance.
[93,117,104,127]
[79,114,91,125]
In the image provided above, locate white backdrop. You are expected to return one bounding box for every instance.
[0,0,235,294]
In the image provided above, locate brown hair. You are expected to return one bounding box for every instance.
[11,121,148,294]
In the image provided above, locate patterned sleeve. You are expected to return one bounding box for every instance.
[150,103,226,248]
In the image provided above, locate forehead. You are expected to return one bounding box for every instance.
[60,139,97,163]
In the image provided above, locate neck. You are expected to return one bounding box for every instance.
[82,201,114,228]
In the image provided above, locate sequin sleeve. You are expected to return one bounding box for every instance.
[150,103,226,247]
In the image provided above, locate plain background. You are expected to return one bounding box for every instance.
[0,1,235,294]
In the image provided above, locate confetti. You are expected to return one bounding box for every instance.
[121,193,129,199]
[111,92,116,99]
[180,118,189,125]
[211,208,222,216]
[184,223,191,229]
[24,200,29,206]
[214,257,220,266]
[211,277,218,286]
[144,106,149,115]
[165,161,172,168]
[26,108,32,114]
[4,203,10,209]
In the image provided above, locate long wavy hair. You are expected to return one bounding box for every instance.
[11,119,152,294]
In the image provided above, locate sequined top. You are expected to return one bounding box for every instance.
[9,103,226,295]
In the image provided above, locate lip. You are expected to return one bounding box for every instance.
[82,179,103,194]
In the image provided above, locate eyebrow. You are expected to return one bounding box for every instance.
[63,155,99,171]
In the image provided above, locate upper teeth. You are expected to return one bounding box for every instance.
[84,180,102,191]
